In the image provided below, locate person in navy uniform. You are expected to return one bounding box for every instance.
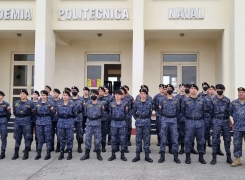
[0,91,11,159]
[120,86,131,153]
[34,90,55,160]
[51,88,61,153]
[70,86,84,153]
[12,90,34,160]
[123,85,134,147]
[153,84,166,147]
[45,85,53,100]
[23,90,39,153]
[198,82,210,98]
[230,87,245,167]
[97,87,109,152]
[108,90,128,161]
[158,84,181,164]
[132,89,153,163]
[210,84,233,165]
[104,86,113,146]
[80,90,103,161]
[57,90,77,160]
[81,87,91,144]
[182,84,206,164]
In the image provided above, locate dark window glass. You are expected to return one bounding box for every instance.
[87,54,120,61]
[14,54,35,61]
[163,54,197,62]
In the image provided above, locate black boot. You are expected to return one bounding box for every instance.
[80,149,90,160]
[169,144,173,154]
[132,152,140,162]
[107,136,111,145]
[157,136,160,146]
[55,143,60,153]
[96,149,103,161]
[145,153,153,163]
[191,143,198,154]
[116,144,120,152]
[22,147,29,160]
[35,149,42,160]
[158,151,165,163]
[210,154,217,165]
[12,147,19,160]
[58,148,64,160]
[124,147,129,153]
[67,149,72,160]
[198,153,206,164]
[207,138,212,147]
[217,145,224,156]
[22,147,31,153]
[36,142,38,152]
[44,150,51,160]
[204,145,206,155]
[185,153,191,164]
[174,152,181,164]
[226,153,233,164]
[77,142,82,153]
[0,150,5,159]
[50,146,54,152]
[121,151,127,161]
[102,142,106,153]
[108,152,116,161]
[179,143,185,154]
[128,135,131,146]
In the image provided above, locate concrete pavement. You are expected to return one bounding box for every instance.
[0,134,244,180]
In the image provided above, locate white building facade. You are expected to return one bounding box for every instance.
[0,0,244,122]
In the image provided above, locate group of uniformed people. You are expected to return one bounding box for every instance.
[0,82,244,167]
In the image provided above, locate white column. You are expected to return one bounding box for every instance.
[34,0,56,91]
[132,0,144,129]
[232,0,245,99]
[132,0,144,99]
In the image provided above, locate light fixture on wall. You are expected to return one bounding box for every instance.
[97,33,102,37]
[17,33,22,37]
[180,33,185,37]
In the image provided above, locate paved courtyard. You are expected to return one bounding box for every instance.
[0,135,244,180]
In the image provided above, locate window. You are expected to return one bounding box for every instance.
[87,66,101,87]
[162,53,198,93]
[163,54,197,62]
[11,53,35,110]
[87,54,120,62]
[86,53,121,89]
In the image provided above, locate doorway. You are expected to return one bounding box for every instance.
[104,64,121,94]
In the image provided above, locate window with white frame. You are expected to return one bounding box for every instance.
[86,53,121,89]
[162,53,198,94]
[11,53,35,107]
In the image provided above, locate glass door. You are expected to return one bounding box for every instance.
[11,54,34,107]
[163,66,178,94]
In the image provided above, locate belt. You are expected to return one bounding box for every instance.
[162,114,177,118]
[214,116,229,120]
[0,115,7,118]
[37,114,51,117]
[186,117,202,120]
[88,117,100,120]
[77,110,83,114]
[113,118,125,121]
[58,115,74,119]
[15,114,29,118]
[138,116,149,119]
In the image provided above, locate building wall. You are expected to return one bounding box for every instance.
[0,39,35,102]
[54,39,132,95]
[144,39,217,97]
[144,0,229,30]
[0,1,36,30]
